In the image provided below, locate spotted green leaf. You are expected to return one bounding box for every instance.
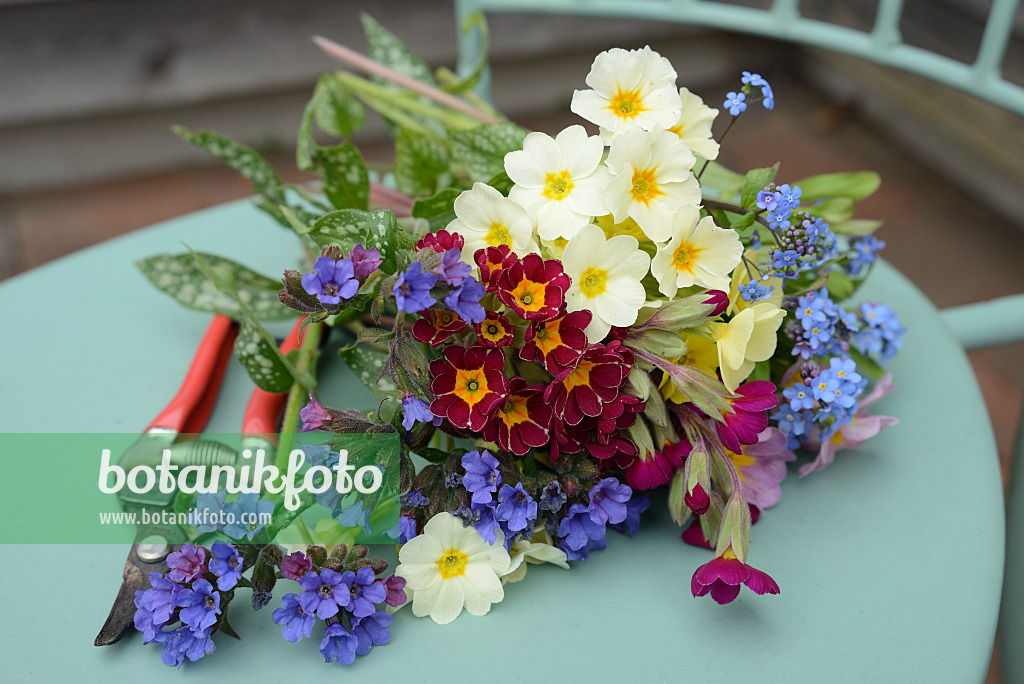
[450,122,527,182]
[361,13,436,87]
[315,75,365,139]
[137,253,293,321]
[174,127,284,204]
[394,127,451,197]
[306,208,399,275]
[315,143,369,211]
[234,320,294,392]
[338,345,397,398]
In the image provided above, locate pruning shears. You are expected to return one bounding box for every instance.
[94,314,305,646]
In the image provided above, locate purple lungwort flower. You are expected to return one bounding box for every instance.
[587,477,632,526]
[609,493,651,536]
[134,572,184,643]
[494,483,537,533]
[399,489,430,508]
[461,449,502,505]
[434,247,472,285]
[401,393,441,430]
[382,574,407,607]
[352,611,393,655]
[280,552,314,581]
[272,593,316,643]
[159,627,215,668]
[176,578,221,636]
[538,480,567,513]
[557,502,606,555]
[342,566,388,618]
[443,276,486,324]
[320,623,359,665]
[299,393,333,432]
[166,543,206,583]
[208,542,243,591]
[393,262,438,313]
[350,243,383,279]
[299,568,351,620]
[302,256,360,305]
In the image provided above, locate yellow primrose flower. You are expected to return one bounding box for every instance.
[501,528,570,584]
[651,206,744,296]
[505,125,611,241]
[604,130,700,243]
[395,512,511,624]
[562,224,651,343]
[667,87,721,161]
[447,183,537,266]
[569,46,683,140]
[712,302,786,392]
[658,332,720,403]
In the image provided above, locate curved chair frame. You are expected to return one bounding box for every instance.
[455,0,1024,678]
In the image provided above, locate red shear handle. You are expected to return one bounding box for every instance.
[241,319,306,442]
[145,315,239,433]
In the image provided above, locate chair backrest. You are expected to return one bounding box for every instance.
[454,0,1024,679]
[455,0,1024,117]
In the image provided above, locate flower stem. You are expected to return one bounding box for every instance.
[294,516,315,546]
[312,35,501,125]
[276,321,324,471]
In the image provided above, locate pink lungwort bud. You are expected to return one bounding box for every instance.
[685,482,710,515]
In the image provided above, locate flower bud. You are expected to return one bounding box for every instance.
[328,544,349,563]
[352,557,389,574]
[260,543,284,567]
[306,545,328,568]
[250,554,277,598]
[703,289,729,316]
[251,590,273,611]
[684,482,710,515]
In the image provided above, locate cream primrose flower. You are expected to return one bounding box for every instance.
[712,302,786,392]
[446,182,536,266]
[651,206,743,297]
[562,224,651,343]
[501,528,570,584]
[570,46,682,140]
[504,125,611,241]
[604,130,700,243]
[395,512,511,625]
[667,87,721,161]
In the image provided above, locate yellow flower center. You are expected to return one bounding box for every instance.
[511,279,546,313]
[499,395,531,429]
[608,89,645,119]
[579,267,608,298]
[436,548,468,579]
[563,359,595,392]
[668,122,685,138]
[481,321,507,343]
[672,241,702,274]
[543,171,575,201]
[630,168,663,206]
[534,322,563,357]
[485,222,512,247]
[453,368,490,406]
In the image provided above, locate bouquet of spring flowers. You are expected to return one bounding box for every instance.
[130,15,904,668]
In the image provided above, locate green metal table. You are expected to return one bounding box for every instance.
[0,198,1004,682]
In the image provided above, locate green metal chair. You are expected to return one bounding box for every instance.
[455,0,1024,680]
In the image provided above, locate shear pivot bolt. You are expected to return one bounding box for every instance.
[137,535,169,562]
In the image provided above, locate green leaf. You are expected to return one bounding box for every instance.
[847,347,885,382]
[793,171,881,202]
[486,170,514,196]
[696,160,745,201]
[827,269,856,301]
[233,319,294,392]
[441,11,489,93]
[361,13,436,86]
[304,209,399,275]
[325,431,402,513]
[314,75,366,139]
[137,253,294,321]
[806,196,855,224]
[411,187,460,231]
[362,209,400,275]
[731,212,758,231]
[174,127,284,203]
[314,143,369,211]
[449,122,528,182]
[394,127,451,197]
[296,95,318,173]
[832,219,883,236]
[338,345,397,398]
[740,163,779,210]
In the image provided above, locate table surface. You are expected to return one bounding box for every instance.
[0,198,1005,682]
